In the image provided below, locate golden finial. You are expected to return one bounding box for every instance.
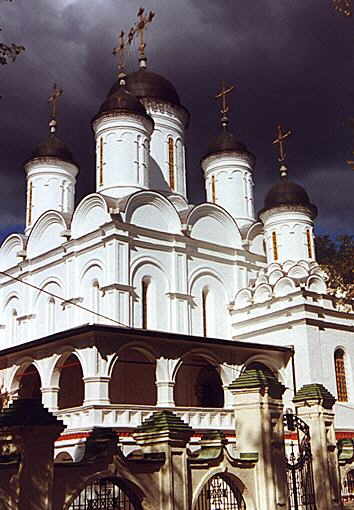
[215,81,235,128]
[48,83,63,134]
[332,0,352,16]
[113,30,128,80]
[272,124,292,178]
[128,7,155,68]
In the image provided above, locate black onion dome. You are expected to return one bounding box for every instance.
[109,69,181,107]
[98,85,150,119]
[202,128,255,163]
[261,178,317,217]
[31,134,75,164]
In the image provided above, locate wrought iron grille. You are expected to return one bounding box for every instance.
[284,413,316,510]
[68,478,139,510]
[343,470,354,499]
[195,474,246,510]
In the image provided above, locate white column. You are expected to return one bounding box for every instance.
[156,357,179,407]
[83,376,110,405]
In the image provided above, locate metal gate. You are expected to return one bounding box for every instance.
[195,474,246,510]
[68,478,141,510]
[284,413,316,510]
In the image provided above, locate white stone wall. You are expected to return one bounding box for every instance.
[144,100,187,198]
[202,152,255,231]
[260,206,315,265]
[93,113,153,199]
[24,159,78,232]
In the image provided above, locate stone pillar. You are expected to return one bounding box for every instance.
[229,365,288,510]
[155,357,179,407]
[293,383,342,510]
[83,376,110,405]
[41,386,59,411]
[0,399,64,510]
[133,410,193,510]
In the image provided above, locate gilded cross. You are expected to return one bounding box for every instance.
[48,83,63,122]
[128,7,155,61]
[272,124,292,163]
[215,81,235,117]
[113,30,127,74]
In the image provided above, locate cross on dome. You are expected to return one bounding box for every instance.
[272,124,292,178]
[128,7,155,69]
[48,83,63,134]
[215,82,235,128]
[113,30,128,82]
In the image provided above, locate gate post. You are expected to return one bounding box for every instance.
[229,365,288,510]
[0,398,64,510]
[293,383,342,510]
[133,410,193,510]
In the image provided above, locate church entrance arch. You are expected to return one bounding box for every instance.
[67,477,142,510]
[194,474,246,510]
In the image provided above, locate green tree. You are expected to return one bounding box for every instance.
[0,0,24,66]
[316,234,354,301]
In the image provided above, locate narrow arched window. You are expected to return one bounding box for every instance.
[48,298,55,334]
[91,281,100,323]
[27,181,33,225]
[211,175,216,203]
[99,137,104,186]
[202,288,208,337]
[168,137,175,190]
[335,349,348,402]
[142,279,149,329]
[272,231,279,261]
[10,310,18,344]
[306,229,313,258]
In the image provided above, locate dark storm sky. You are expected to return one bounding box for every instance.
[1,0,353,239]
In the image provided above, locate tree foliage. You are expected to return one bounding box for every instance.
[316,234,354,301]
[0,0,24,66]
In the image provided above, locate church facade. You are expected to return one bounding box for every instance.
[0,15,353,509]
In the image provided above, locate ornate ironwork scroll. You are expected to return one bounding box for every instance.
[68,478,139,510]
[284,413,316,510]
[195,474,246,510]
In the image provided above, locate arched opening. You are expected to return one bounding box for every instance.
[18,364,42,399]
[110,348,156,405]
[58,354,84,409]
[55,451,74,463]
[141,278,150,329]
[174,356,224,408]
[202,288,208,337]
[195,474,246,510]
[48,298,55,334]
[335,348,348,402]
[67,477,142,510]
[91,280,100,323]
[10,309,18,344]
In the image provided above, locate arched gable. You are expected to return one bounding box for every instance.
[124,191,182,234]
[0,234,26,270]
[189,268,229,339]
[71,193,112,239]
[246,222,265,256]
[187,204,242,248]
[131,257,170,331]
[27,211,67,259]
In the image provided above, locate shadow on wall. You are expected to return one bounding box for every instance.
[174,356,224,408]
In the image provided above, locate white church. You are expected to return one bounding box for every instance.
[0,13,354,508]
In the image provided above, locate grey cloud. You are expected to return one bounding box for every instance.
[1,0,353,240]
